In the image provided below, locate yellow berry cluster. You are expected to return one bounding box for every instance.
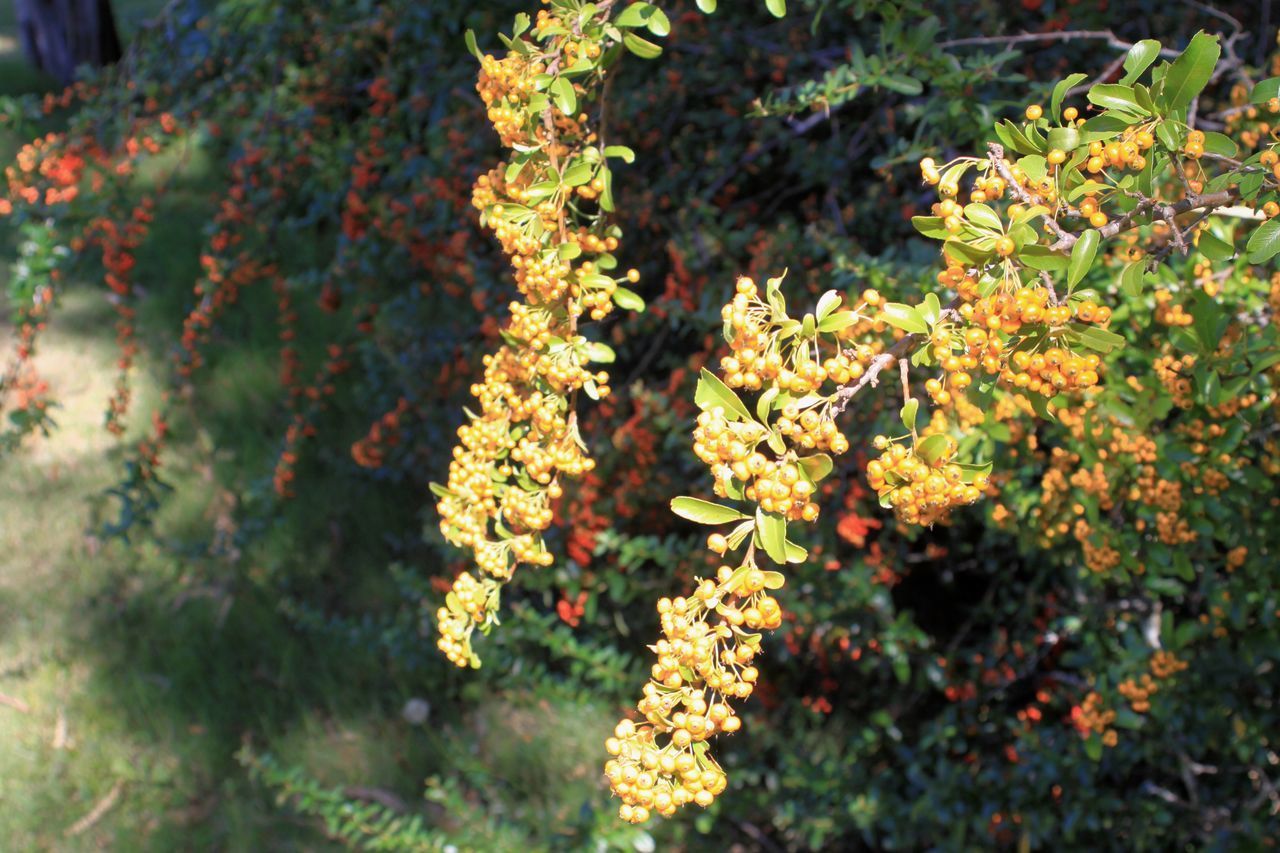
[434,6,641,667]
[1076,691,1119,747]
[1119,650,1188,713]
[719,277,874,394]
[609,274,873,822]
[1084,126,1156,177]
[866,434,987,526]
[605,561,780,821]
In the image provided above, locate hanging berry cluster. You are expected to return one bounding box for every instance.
[604,273,992,821]
[431,1,664,668]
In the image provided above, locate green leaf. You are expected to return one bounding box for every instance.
[756,386,780,422]
[612,286,645,312]
[1087,83,1146,115]
[1160,31,1220,113]
[1067,229,1100,292]
[783,540,807,563]
[1245,218,1280,264]
[581,341,615,363]
[671,497,750,525]
[1019,244,1069,271]
[900,398,918,432]
[1051,73,1088,121]
[761,570,786,589]
[646,7,671,36]
[561,161,593,186]
[1084,734,1103,762]
[1197,230,1234,261]
[603,145,636,164]
[622,32,663,59]
[599,166,615,211]
[614,2,654,28]
[1046,126,1080,153]
[1120,260,1146,296]
[799,453,834,483]
[994,120,1038,156]
[1201,132,1238,158]
[879,303,929,335]
[765,0,786,17]
[695,0,717,11]
[963,203,1003,233]
[1250,77,1280,104]
[464,30,482,61]
[549,76,576,116]
[1120,39,1162,85]
[817,311,858,333]
[1074,325,1127,354]
[755,509,789,563]
[943,238,991,266]
[916,433,950,465]
[879,74,922,96]
[695,368,753,421]
[911,215,950,239]
[920,293,942,327]
[815,290,842,321]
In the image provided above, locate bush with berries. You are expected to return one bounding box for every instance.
[2,0,1278,848]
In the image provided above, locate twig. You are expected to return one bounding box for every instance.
[939,30,1178,57]
[342,786,410,813]
[65,781,125,837]
[899,356,911,409]
[1067,53,1126,98]
[987,143,1074,248]
[0,692,31,713]
[832,298,961,415]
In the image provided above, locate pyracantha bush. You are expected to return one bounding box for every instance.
[3,0,1279,848]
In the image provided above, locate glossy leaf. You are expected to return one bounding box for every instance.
[671,497,750,525]
[1160,31,1220,113]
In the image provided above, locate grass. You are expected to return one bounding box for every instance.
[0,7,631,850]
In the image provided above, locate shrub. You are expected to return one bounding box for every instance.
[2,0,1278,848]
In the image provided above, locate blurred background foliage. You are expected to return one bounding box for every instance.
[0,0,1277,849]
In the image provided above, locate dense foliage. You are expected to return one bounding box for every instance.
[2,0,1279,848]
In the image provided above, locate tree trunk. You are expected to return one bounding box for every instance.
[13,0,122,85]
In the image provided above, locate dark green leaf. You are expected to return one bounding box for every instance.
[1067,229,1100,292]
[1160,31,1220,112]
[1087,83,1145,115]
[1051,73,1088,120]
[1120,39,1162,85]
[1245,218,1280,264]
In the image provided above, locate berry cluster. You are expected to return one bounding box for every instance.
[433,5,645,667]
[866,435,987,526]
[608,273,873,821]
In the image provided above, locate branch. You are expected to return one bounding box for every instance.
[987,142,1075,248]
[342,786,410,813]
[939,30,1178,57]
[832,299,961,415]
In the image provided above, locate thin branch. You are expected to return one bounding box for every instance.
[988,142,1074,248]
[65,781,125,837]
[832,299,961,415]
[899,356,911,409]
[1067,53,1126,98]
[343,786,410,813]
[939,30,1178,57]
